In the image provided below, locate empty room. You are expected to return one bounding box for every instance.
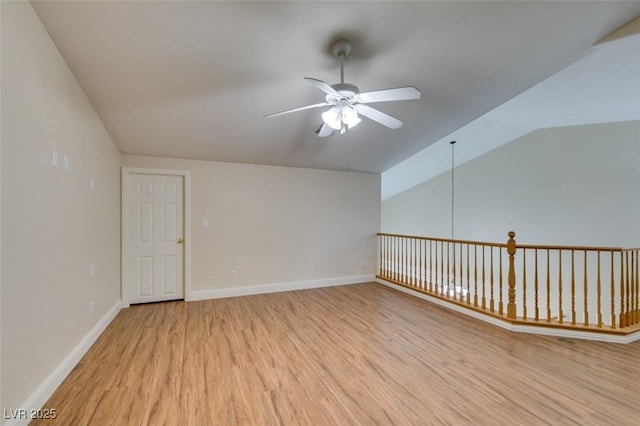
[2,1,639,425]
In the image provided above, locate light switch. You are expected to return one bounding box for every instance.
[51,150,58,167]
[63,155,70,171]
[90,177,95,190]
[201,219,209,228]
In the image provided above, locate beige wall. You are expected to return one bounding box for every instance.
[1,1,121,413]
[382,120,640,247]
[122,156,380,294]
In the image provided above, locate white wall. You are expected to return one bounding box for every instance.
[382,120,640,247]
[1,1,121,415]
[122,156,380,296]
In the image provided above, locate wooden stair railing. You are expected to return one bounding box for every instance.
[377,232,640,333]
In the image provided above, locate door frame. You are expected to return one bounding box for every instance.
[121,167,191,307]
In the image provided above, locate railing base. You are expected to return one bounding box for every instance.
[376,276,640,344]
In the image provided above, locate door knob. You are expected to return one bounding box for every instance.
[177,237,184,244]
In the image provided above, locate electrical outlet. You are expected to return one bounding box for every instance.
[231,270,237,279]
[89,302,94,316]
[90,263,95,277]
[359,260,368,269]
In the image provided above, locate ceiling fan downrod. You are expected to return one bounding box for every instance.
[331,39,352,85]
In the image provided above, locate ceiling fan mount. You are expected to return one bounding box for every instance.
[331,38,352,58]
[265,38,421,137]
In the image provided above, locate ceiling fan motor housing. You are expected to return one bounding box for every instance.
[331,83,359,94]
[327,82,360,103]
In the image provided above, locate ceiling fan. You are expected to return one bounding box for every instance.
[264,39,421,137]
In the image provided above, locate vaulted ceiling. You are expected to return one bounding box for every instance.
[31,1,640,174]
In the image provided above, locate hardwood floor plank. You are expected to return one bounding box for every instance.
[32,283,640,425]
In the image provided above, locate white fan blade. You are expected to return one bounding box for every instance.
[264,102,329,119]
[316,122,334,137]
[304,77,340,96]
[355,104,403,129]
[358,86,421,103]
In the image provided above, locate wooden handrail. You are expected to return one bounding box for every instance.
[377,232,506,248]
[518,243,630,252]
[378,233,639,252]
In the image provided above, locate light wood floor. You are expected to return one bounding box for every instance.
[34,283,639,425]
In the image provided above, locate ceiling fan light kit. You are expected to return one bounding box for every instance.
[322,103,361,133]
[265,39,421,137]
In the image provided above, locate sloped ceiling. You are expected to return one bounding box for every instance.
[383,18,640,200]
[31,1,640,174]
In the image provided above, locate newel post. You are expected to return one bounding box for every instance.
[507,231,517,319]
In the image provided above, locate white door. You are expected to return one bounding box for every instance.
[127,173,184,304]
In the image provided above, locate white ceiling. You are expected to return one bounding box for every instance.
[31,1,640,176]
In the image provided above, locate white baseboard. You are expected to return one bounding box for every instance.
[4,300,122,426]
[189,274,375,301]
[376,278,640,344]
